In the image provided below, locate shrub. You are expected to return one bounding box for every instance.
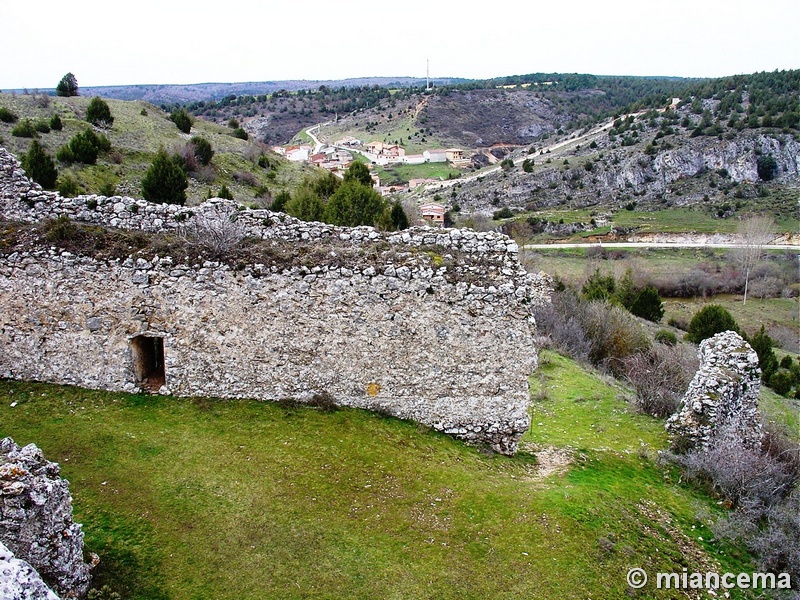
[21,140,58,189]
[623,344,697,417]
[668,424,800,580]
[216,184,233,200]
[500,158,514,171]
[60,129,110,165]
[389,201,409,230]
[747,325,778,382]
[11,119,37,138]
[56,145,75,163]
[231,127,248,140]
[492,207,513,220]
[270,190,290,213]
[98,180,116,196]
[323,180,385,227]
[584,301,651,376]
[33,119,51,133]
[228,118,240,129]
[533,290,650,376]
[86,96,114,127]
[686,304,739,343]
[581,269,615,302]
[756,154,778,181]
[190,136,214,165]
[654,329,678,346]
[57,173,82,197]
[55,72,78,97]
[629,286,664,322]
[768,370,794,396]
[178,210,245,259]
[522,158,534,173]
[0,107,18,123]
[49,114,63,131]
[233,171,259,187]
[141,147,188,205]
[286,187,324,222]
[170,109,192,134]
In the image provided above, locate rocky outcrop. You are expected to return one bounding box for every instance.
[0,438,94,598]
[0,146,551,455]
[0,541,60,600]
[424,122,800,216]
[665,332,762,451]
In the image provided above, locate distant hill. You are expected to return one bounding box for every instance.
[74,77,467,104]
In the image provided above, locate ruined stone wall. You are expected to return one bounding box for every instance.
[666,331,762,451]
[0,147,550,454]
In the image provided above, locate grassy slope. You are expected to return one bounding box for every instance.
[0,352,765,600]
[0,93,311,206]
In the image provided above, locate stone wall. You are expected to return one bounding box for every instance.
[0,438,94,598]
[0,146,551,454]
[666,331,762,451]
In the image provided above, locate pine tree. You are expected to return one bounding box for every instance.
[86,97,114,127]
[390,201,409,230]
[686,305,739,343]
[56,72,79,97]
[22,140,58,189]
[170,109,192,134]
[141,147,188,205]
[629,286,664,322]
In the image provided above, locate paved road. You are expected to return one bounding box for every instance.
[304,122,330,154]
[523,242,799,251]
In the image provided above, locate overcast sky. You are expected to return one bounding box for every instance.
[3,0,798,89]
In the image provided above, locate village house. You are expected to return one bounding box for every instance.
[423,149,448,163]
[419,202,446,226]
[284,145,312,162]
[402,154,426,165]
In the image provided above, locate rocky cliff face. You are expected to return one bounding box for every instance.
[666,332,762,452]
[0,438,94,598]
[430,116,799,218]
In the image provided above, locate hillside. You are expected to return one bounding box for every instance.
[0,93,312,206]
[1,350,783,599]
[407,84,800,234]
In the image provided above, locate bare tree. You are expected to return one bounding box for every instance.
[733,215,775,304]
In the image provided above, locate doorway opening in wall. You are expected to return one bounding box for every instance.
[130,335,165,391]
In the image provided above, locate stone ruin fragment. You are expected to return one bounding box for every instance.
[666,331,762,452]
[0,438,95,598]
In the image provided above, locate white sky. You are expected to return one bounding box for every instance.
[3,0,798,89]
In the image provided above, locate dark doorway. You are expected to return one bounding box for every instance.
[131,335,165,391]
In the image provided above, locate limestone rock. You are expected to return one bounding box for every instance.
[0,540,60,600]
[665,331,762,451]
[0,438,93,598]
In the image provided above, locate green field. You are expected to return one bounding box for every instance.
[375,162,462,185]
[1,351,769,599]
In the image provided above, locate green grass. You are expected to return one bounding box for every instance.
[0,353,763,599]
[375,162,462,185]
